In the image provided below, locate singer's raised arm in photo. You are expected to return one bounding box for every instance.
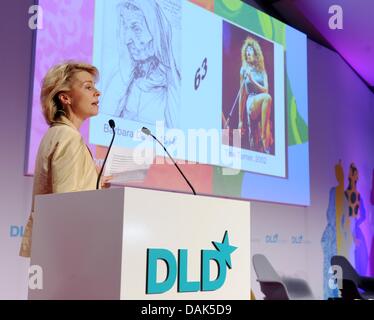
[19,61,112,258]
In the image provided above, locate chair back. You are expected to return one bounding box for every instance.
[252,254,289,299]
[253,254,315,300]
[331,255,360,285]
[252,254,282,283]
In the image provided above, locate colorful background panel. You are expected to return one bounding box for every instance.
[26,0,309,205]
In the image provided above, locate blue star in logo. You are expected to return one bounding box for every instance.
[212,231,237,269]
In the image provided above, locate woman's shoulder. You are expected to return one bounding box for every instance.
[41,124,82,149]
[48,124,80,139]
[240,64,254,75]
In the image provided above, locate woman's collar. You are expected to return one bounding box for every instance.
[51,116,78,131]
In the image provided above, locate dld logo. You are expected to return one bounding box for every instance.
[146,231,237,294]
[10,225,24,237]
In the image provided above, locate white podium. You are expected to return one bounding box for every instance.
[29,187,250,300]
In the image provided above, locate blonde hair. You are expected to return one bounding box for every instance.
[40,61,99,125]
[241,36,265,72]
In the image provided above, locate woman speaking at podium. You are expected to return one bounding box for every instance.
[20,62,111,257]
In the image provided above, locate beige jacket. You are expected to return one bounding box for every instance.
[19,117,98,257]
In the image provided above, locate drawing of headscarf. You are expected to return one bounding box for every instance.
[116,0,180,128]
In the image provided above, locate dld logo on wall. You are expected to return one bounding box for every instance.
[10,225,24,237]
[146,231,237,294]
[265,233,279,243]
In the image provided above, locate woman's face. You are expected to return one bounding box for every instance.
[246,45,255,64]
[121,8,155,61]
[66,71,101,121]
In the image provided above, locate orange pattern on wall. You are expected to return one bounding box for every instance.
[189,0,214,12]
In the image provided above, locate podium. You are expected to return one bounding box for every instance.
[28,187,250,299]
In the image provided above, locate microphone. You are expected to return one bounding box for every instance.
[96,119,116,190]
[141,127,196,195]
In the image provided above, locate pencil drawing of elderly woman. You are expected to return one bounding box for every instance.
[109,0,181,129]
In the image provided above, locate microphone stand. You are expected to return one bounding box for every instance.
[96,120,116,190]
[143,128,196,195]
[224,72,248,129]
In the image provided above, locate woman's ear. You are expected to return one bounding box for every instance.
[58,93,71,106]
